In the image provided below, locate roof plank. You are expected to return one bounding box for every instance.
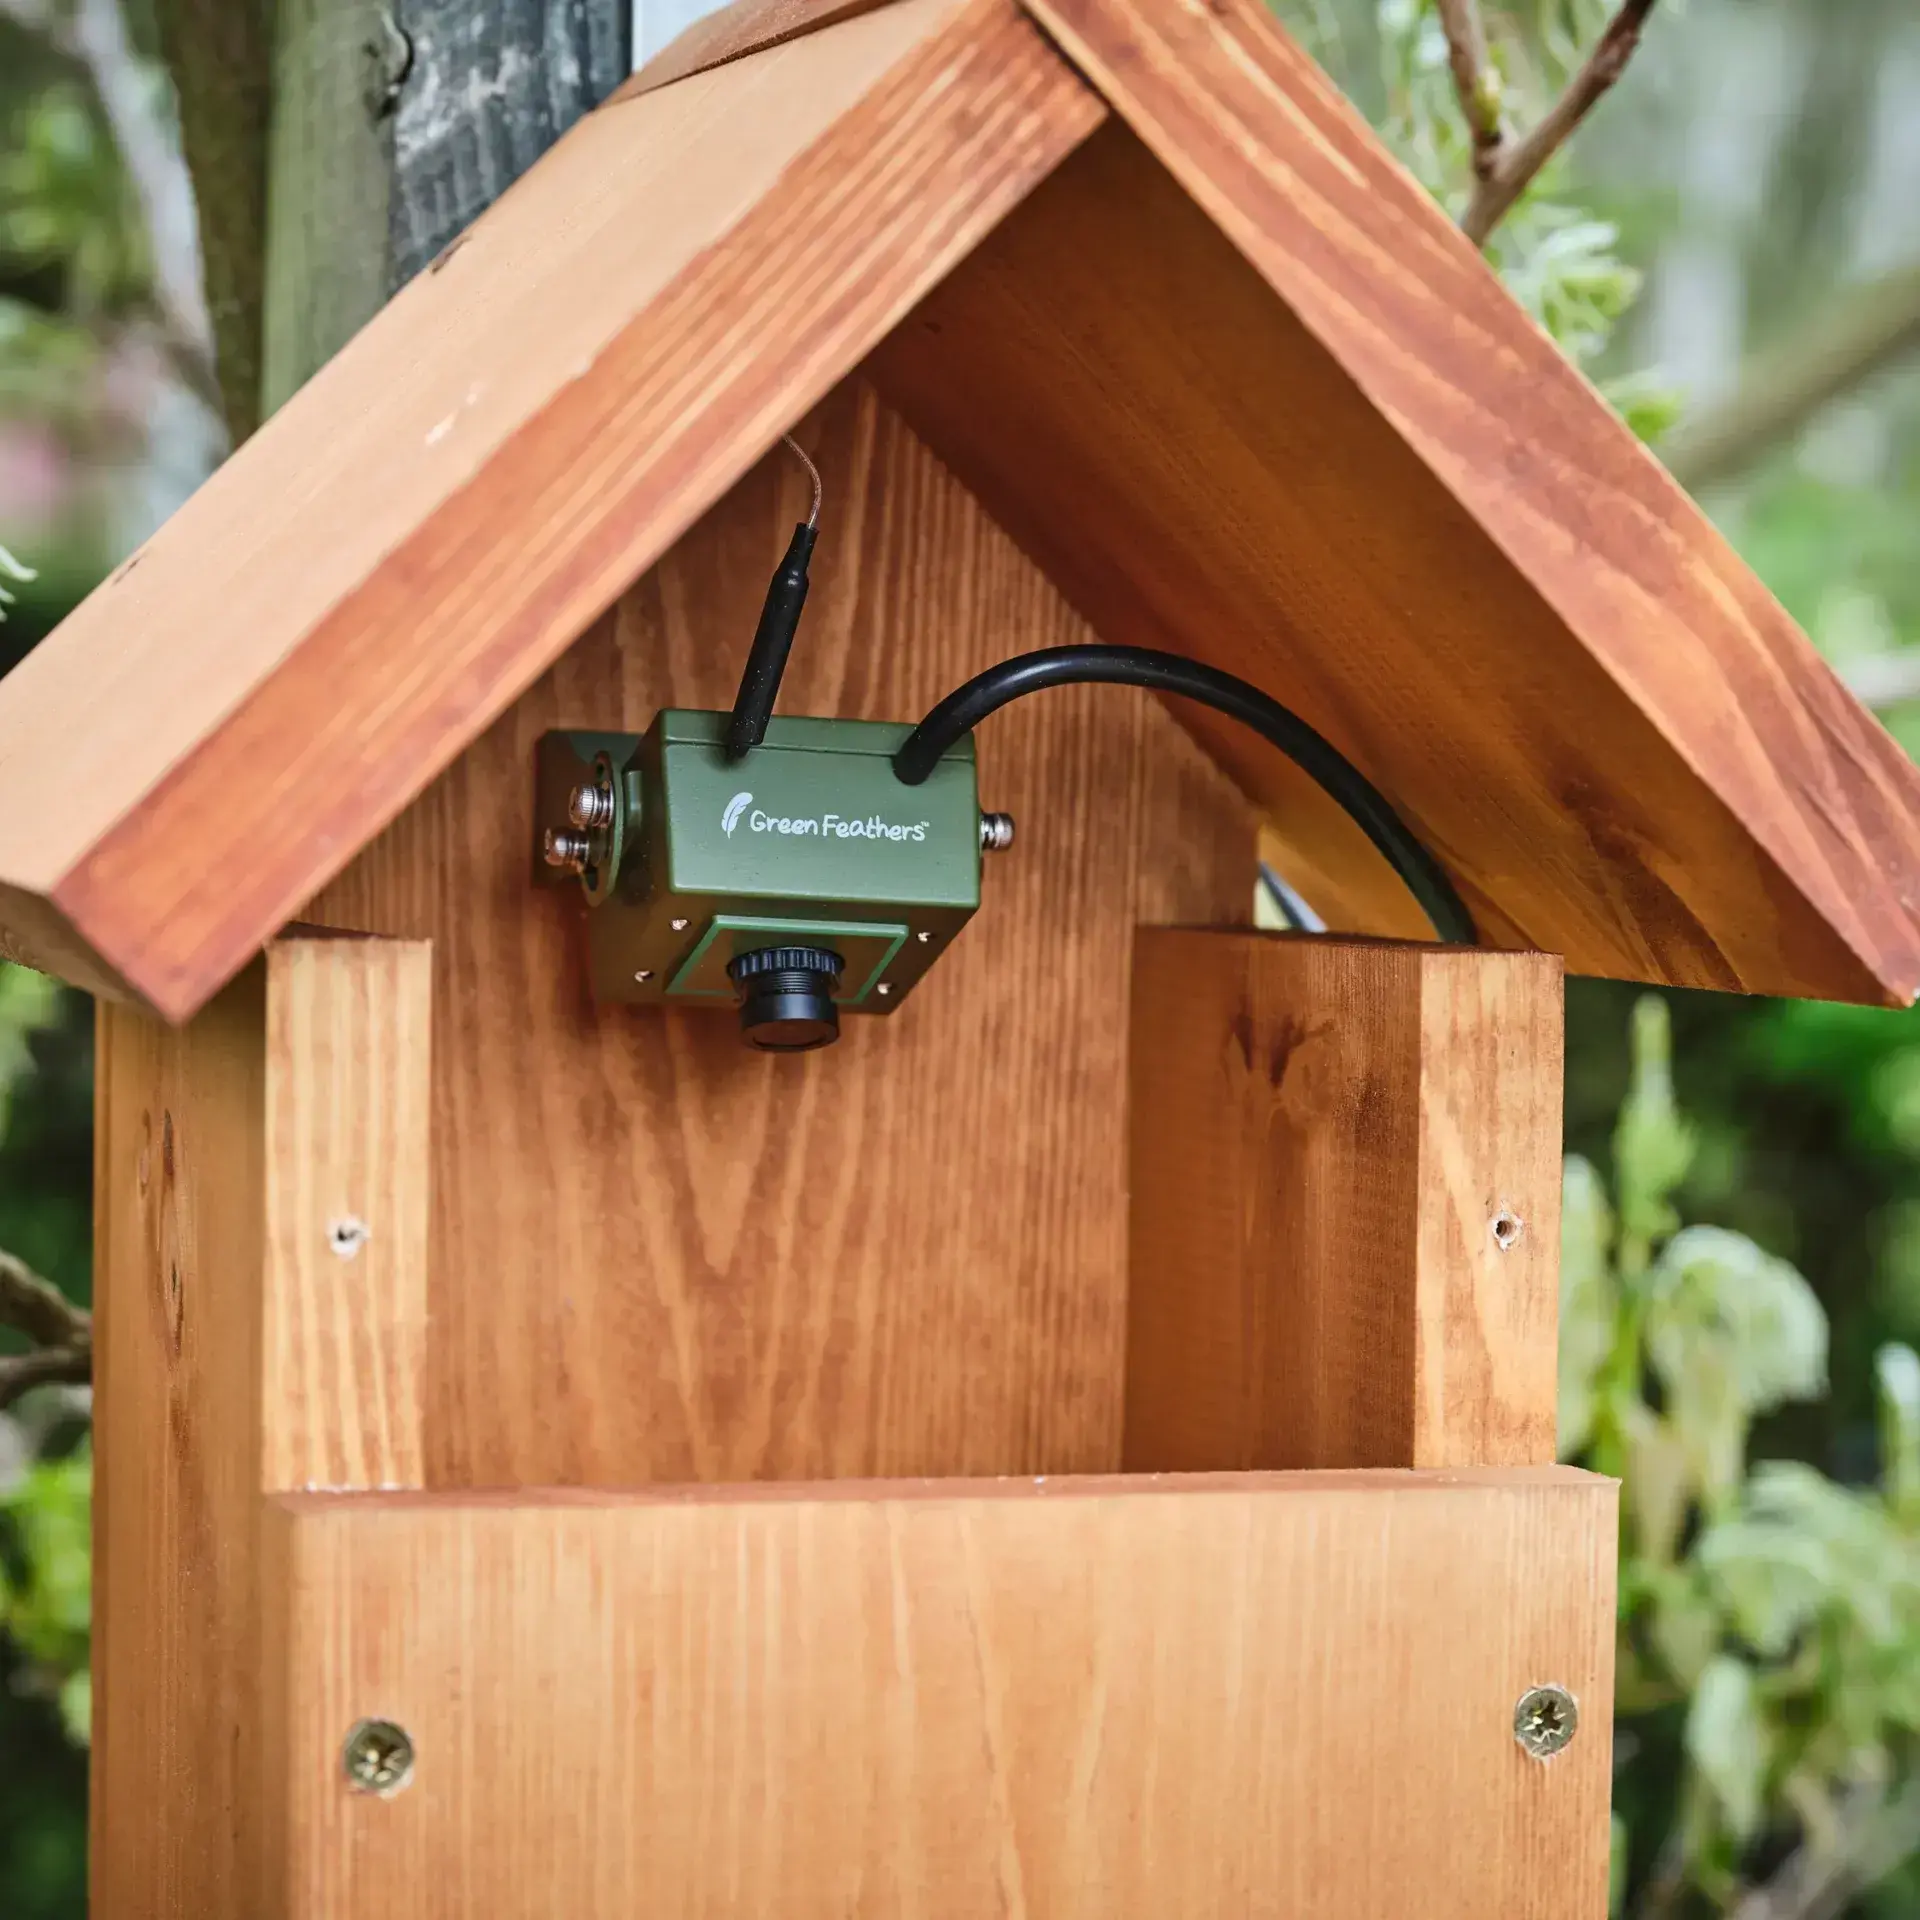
[860,0,1920,1002]
[1,0,1916,1017]
[0,0,1102,1019]
[616,0,903,101]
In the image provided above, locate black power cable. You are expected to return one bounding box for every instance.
[892,645,1475,947]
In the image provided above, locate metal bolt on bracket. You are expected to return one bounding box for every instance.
[544,827,590,872]
[343,1717,416,1795]
[980,812,1015,853]
[568,781,615,830]
[1513,1684,1578,1760]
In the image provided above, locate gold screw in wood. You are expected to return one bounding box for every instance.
[343,1718,416,1795]
[1513,1684,1577,1759]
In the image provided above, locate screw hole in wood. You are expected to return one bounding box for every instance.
[328,1216,371,1260]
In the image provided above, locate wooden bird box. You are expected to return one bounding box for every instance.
[4,0,1919,1911]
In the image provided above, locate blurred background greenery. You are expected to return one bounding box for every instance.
[4,0,1920,1912]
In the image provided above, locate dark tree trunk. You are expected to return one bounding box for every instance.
[389,0,630,284]
[258,0,632,410]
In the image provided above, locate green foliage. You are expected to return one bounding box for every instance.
[1278,0,1678,431]
[0,7,174,629]
[0,958,88,1746]
[1569,999,1920,1915]
[0,1447,91,1747]
[0,544,34,621]
[0,959,89,1918]
[1713,380,1920,760]
[0,83,149,322]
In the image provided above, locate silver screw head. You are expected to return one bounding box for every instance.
[1513,1685,1578,1760]
[916,930,934,945]
[670,917,690,933]
[567,781,615,830]
[979,812,1016,853]
[876,982,892,997]
[634,969,653,983]
[343,1717,416,1795]
[543,827,589,871]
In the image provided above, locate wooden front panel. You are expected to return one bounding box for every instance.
[1125,932,1563,1472]
[270,1469,1617,1918]
[306,381,1255,1489]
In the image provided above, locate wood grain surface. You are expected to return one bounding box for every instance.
[872,9,1920,1003]
[94,938,438,1914]
[93,972,269,1916]
[3,0,1913,1017]
[616,0,895,99]
[0,0,1101,1020]
[304,382,1254,1487]
[263,938,432,1490]
[268,1468,1617,1917]
[1125,932,1562,1472]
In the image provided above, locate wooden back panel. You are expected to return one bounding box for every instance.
[305,383,1254,1487]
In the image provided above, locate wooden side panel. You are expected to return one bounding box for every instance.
[1125,932,1561,1472]
[870,99,1920,1004]
[93,937,435,1915]
[263,938,432,1490]
[270,1469,1617,1918]
[306,382,1256,1488]
[1414,944,1564,1464]
[93,973,267,1916]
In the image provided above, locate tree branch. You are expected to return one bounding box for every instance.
[1457,0,1661,248]
[1727,1776,1920,1920]
[1662,263,1920,492]
[1435,0,1506,180]
[0,1250,92,1413]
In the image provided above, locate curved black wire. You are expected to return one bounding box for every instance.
[892,646,1475,947]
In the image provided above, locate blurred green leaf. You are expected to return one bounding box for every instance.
[1688,1656,1768,1842]
[1881,1344,1920,1523]
[1616,997,1695,1273]
[1560,1154,1616,1455]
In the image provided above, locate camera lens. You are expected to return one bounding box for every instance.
[726,946,844,1052]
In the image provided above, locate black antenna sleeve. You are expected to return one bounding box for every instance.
[725,522,817,761]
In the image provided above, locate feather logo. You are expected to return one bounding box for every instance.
[722,792,753,837]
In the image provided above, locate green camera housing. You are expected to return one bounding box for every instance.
[536,710,984,1017]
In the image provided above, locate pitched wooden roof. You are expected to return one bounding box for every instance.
[1,0,1916,1020]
